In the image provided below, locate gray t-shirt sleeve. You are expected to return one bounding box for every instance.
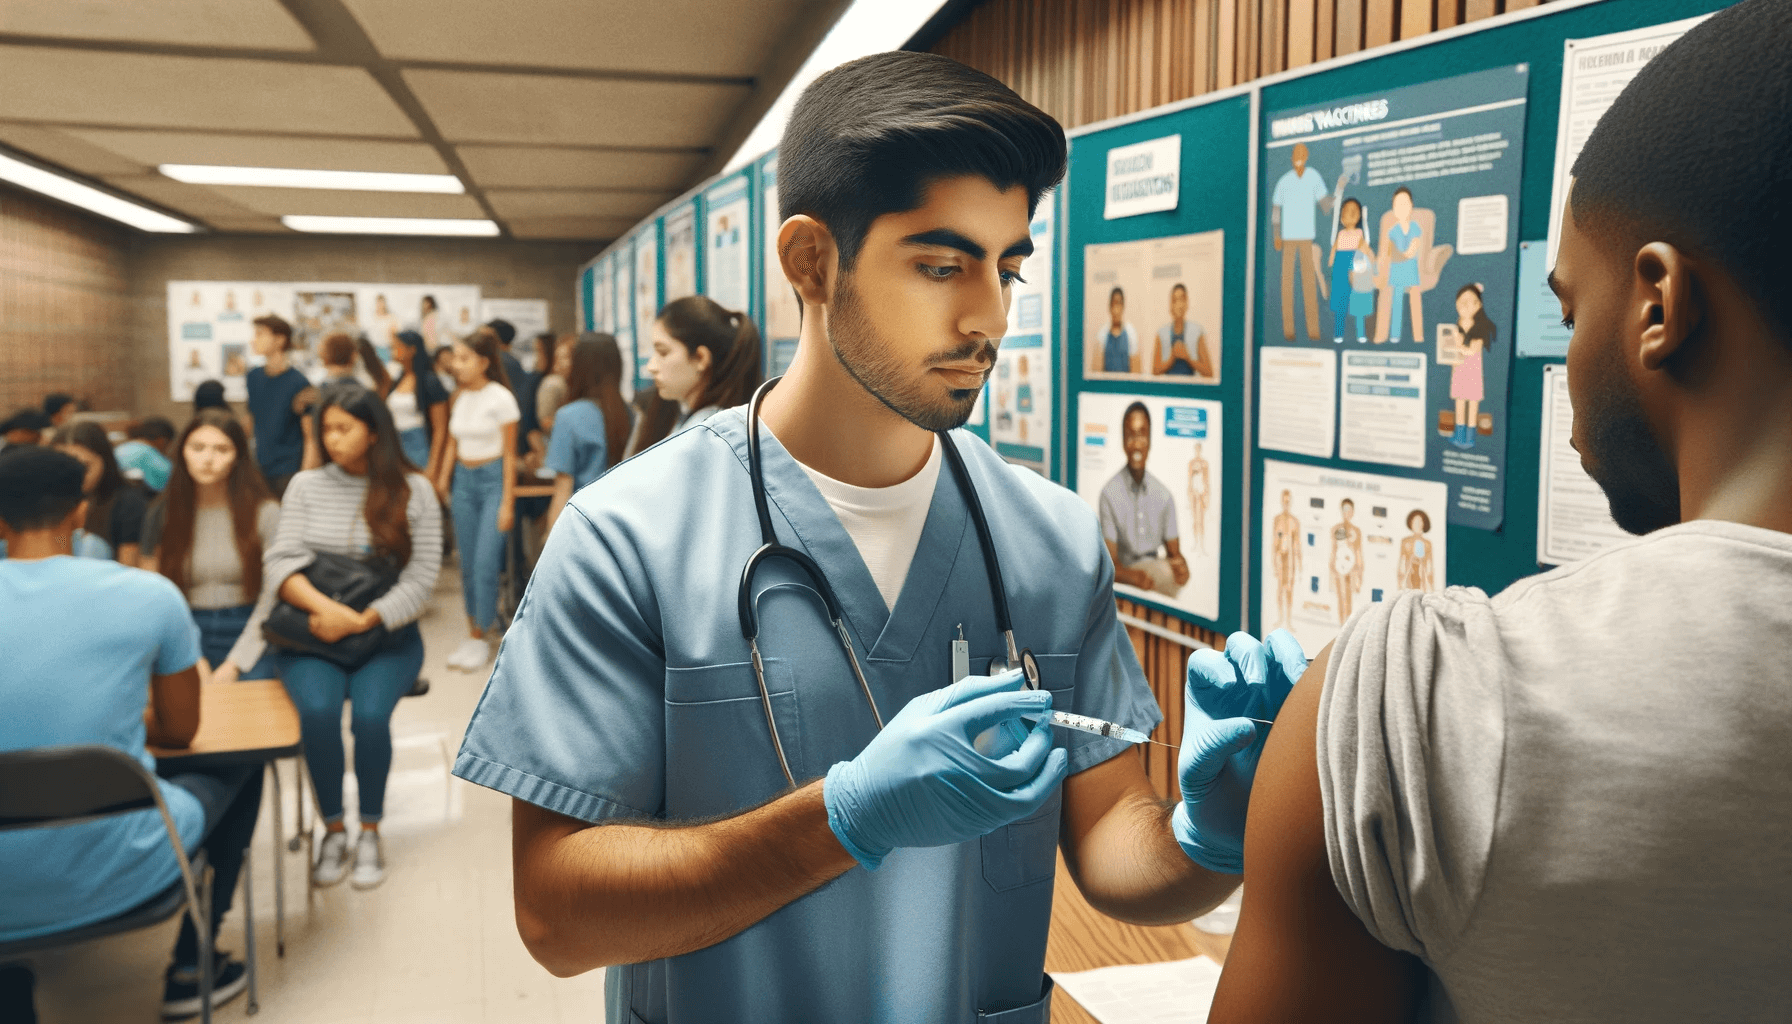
[1317,587,1507,964]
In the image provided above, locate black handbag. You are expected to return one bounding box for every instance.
[262,551,400,669]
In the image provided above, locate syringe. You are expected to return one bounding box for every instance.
[1031,711,1277,748]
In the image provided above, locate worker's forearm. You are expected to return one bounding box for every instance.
[1068,788,1238,926]
[514,780,856,976]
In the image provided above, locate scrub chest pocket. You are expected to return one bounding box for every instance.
[663,659,806,818]
[980,651,1078,893]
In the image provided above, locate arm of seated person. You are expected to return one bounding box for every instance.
[1207,646,1424,1023]
[279,571,375,640]
[146,663,202,749]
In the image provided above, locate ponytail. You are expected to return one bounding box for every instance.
[657,296,764,413]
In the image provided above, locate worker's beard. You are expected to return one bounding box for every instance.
[826,274,990,432]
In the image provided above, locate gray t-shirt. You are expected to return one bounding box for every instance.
[142,499,281,669]
[1319,520,1792,1022]
[1098,468,1178,566]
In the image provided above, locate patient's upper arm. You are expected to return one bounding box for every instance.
[1207,645,1425,1024]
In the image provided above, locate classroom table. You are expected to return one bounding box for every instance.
[1045,854,1231,1024]
[150,679,304,1016]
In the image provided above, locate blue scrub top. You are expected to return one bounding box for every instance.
[455,407,1160,1024]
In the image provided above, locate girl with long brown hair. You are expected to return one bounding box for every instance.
[51,420,148,563]
[264,381,442,890]
[438,326,518,671]
[543,332,632,533]
[637,296,763,450]
[140,409,281,683]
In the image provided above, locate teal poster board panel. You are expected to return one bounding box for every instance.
[1248,0,1740,637]
[1066,94,1252,633]
[579,264,596,332]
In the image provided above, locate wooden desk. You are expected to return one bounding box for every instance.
[1046,854,1231,1024]
[148,679,300,768]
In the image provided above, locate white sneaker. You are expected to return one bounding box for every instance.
[350,831,385,890]
[312,830,350,887]
[448,637,489,671]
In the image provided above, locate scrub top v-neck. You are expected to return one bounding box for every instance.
[455,405,1160,1024]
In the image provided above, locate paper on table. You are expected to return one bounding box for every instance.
[1050,956,1223,1024]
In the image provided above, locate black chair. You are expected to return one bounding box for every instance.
[0,745,216,1024]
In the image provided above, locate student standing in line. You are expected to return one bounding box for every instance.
[0,446,262,1020]
[534,333,572,439]
[245,314,310,496]
[265,383,441,889]
[40,393,77,430]
[386,329,450,478]
[543,333,631,535]
[438,328,518,671]
[487,319,540,456]
[52,421,148,564]
[638,296,762,450]
[141,410,282,684]
[114,416,176,493]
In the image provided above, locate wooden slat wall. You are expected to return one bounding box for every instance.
[936,1,1554,798]
[933,0,1552,132]
[0,185,132,415]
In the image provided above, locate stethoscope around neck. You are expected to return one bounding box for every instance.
[741,376,1038,787]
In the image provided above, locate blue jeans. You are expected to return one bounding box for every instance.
[451,459,507,632]
[191,604,280,680]
[280,624,424,824]
[398,426,431,471]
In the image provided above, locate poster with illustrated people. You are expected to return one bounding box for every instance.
[292,290,356,373]
[663,203,698,302]
[760,156,802,377]
[356,285,482,353]
[1258,65,1528,530]
[1077,393,1224,624]
[1083,231,1224,384]
[166,282,293,402]
[704,175,751,314]
[1259,459,1448,655]
[990,191,1055,474]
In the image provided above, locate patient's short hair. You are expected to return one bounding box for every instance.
[0,446,87,531]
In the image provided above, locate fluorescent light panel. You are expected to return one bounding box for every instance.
[281,215,499,236]
[160,164,464,193]
[0,151,196,233]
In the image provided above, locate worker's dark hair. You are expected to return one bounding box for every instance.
[1122,401,1150,432]
[193,380,230,413]
[486,319,516,346]
[253,314,293,350]
[128,416,176,443]
[0,445,87,531]
[777,51,1065,274]
[41,393,75,419]
[1571,0,1792,343]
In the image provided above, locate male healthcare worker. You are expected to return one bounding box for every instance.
[455,51,1300,1024]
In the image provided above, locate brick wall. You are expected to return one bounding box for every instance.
[0,184,133,416]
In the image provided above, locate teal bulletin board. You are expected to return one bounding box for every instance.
[701,172,754,319]
[1065,93,1254,634]
[632,218,663,393]
[1246,0,1739,637]
[579,263,596,332]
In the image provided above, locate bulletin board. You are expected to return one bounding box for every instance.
[578,263,596,333]
[702,172,754,317]
[632,219,662,392]
[1244,0,1738,643]
[758,151,801,378]
[1065,93,1254,634]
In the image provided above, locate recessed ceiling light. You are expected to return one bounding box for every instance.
[0,150,197,233]
[281,215,500,236]
[162,164,464,193]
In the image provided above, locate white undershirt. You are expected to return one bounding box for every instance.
[792,436,942,612]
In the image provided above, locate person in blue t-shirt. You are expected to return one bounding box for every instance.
[0,446,263,1020]
[544,333,632,534]
[115,416,176,493]
[245,313,311,496]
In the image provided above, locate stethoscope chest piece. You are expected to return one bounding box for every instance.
[986,648,1040,690]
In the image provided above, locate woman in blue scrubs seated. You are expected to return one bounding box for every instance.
[454,52,1289,1024]
[141,409,282,684]
[0,446,262,1020]
[543,332,632,534]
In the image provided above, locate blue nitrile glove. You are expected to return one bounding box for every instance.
[824,669,1070,871]
[1171,629,1309,873]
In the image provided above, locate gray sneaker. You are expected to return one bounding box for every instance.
[350,830,385,890]
[312,830,350,887]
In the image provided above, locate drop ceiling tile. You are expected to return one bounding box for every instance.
[506,216,632,241]
[0,124,148,176]
[65,130,448,174]
[0,0,314,51]
[100,175,264,219]
[344,0,807,77]
[457,145,703,190]
[0,47,416,136]
[405,69,745,148]
[484,189,670,220]
[197,186,485,219]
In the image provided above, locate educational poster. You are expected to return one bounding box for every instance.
[990,192,1055,472]
[166,282,292,402]
[1083,230,1223,384]
[436,289,481,343]
[480,298,551,346]
[293,290,356,367]
[760,156,802,377]
[356,285,480,351]
[1545,14,1712,268]
[663,203,698,302]
[704,175,751,314]
[1538,365,1630,566]
[594,257,613,334]
[1259,459,1448,656]
[1261,65,1529,531]
[633,227,659,387]
[1257,346,1336,458]
[1077,393,1224,623]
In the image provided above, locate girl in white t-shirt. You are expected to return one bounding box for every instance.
[439,327,519,670]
